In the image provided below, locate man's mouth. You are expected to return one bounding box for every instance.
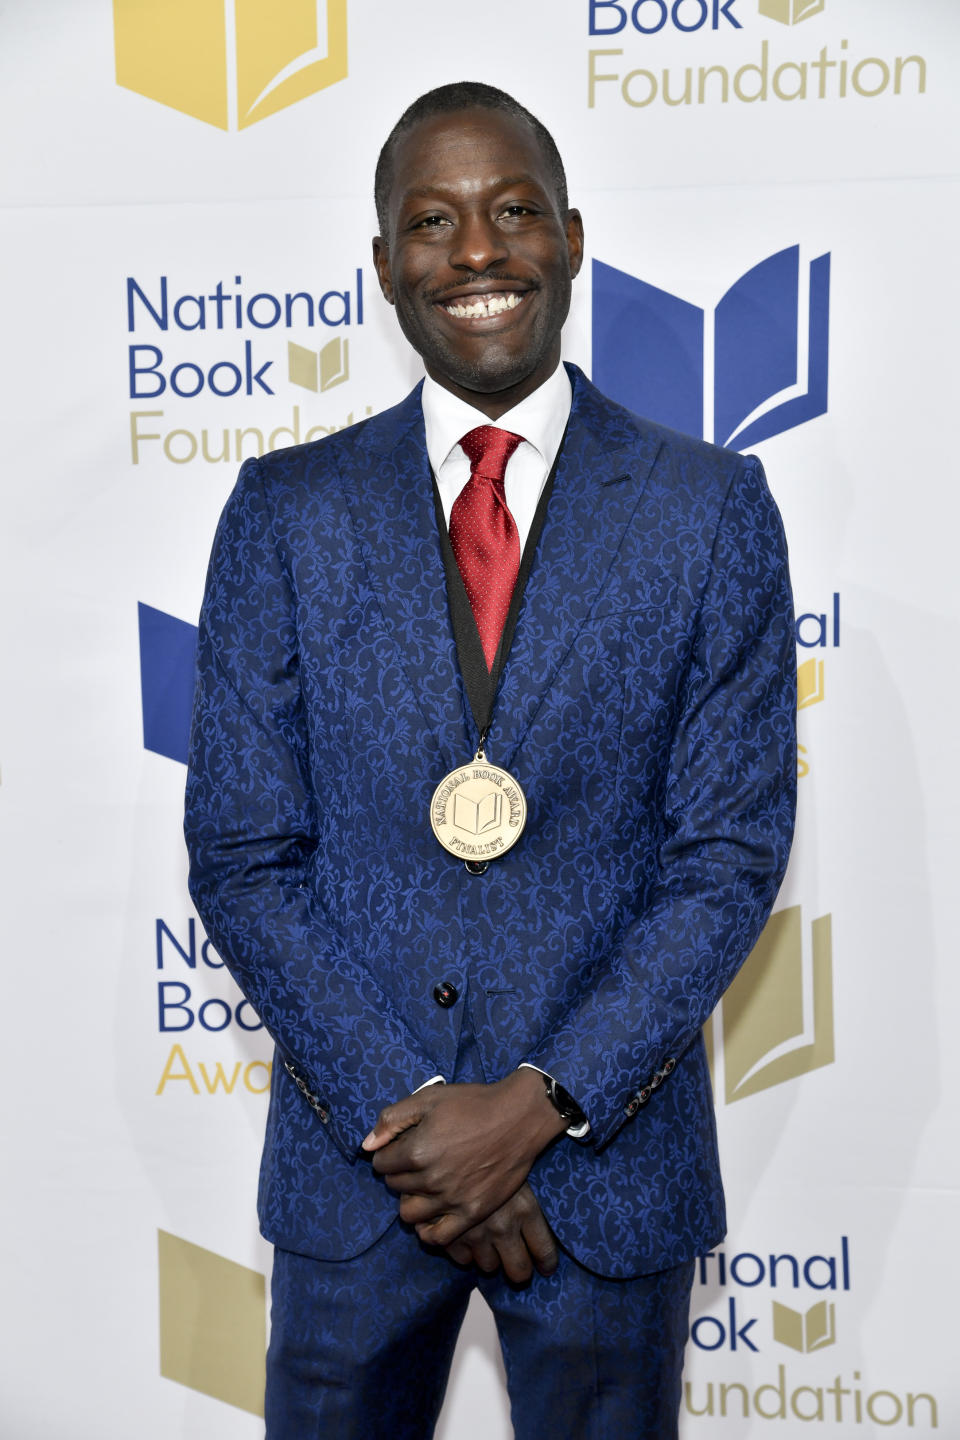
[439,292,527,320]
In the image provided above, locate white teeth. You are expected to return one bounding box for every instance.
[442,292,524,318]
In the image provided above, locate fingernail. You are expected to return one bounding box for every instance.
[361,1131,377,1148]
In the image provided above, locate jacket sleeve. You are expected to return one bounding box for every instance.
[184,456,440,1161]
[524,455,797,1149]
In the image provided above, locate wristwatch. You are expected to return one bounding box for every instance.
[543,1074,587,1128]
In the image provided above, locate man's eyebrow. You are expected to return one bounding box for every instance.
[399,175,546,203]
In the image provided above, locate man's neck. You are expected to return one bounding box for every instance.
[423,350,564,421]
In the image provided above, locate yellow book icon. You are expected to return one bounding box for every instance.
[114,0,348,131]
[288,338,349,393]
[759,0,825,23]
[704,906,835,1104]
[158,1230,265,1415]
[773,1299,836,1352]
[797,656,825,710]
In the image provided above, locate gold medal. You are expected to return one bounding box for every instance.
[430,746,527,862]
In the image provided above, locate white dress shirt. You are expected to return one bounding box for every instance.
[417,362,589,1136]
[422,361,572,550]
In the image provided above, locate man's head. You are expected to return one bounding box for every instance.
[372,83,583,420]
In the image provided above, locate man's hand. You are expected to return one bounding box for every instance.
[442,1183,558,1284]
[361,1068,567,1247]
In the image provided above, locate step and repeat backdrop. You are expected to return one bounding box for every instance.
[1,2,957,1435]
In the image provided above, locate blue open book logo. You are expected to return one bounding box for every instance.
[592,245,830,449]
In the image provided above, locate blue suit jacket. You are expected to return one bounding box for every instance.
[184,364,796,1279]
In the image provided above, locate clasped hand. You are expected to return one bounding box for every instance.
[361,1071,567,1281]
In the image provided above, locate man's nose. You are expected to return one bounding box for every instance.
[447,212,508,272]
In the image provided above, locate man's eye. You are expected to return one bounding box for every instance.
[501,204,535,218]
[414,214,450,229]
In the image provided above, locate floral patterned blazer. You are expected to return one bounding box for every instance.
[184,364,796,1278]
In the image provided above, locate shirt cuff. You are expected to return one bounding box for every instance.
[413,1075,446,1092]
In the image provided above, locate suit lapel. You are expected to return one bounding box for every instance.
[341,370,664,777]
[492,368,664,771]
[341,385,470,772]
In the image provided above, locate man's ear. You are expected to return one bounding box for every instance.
[566,209,585,281]
[372,236,394,304]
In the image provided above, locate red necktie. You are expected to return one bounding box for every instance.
[450,425,524,670]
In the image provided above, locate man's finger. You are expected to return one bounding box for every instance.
[520,1198,559,1277]
[379,1167,430,1194]
[398,1193,445,1226]
[491,1228,534,1285]
[444,1239,474,1267]
[465,1235,500,1274]
[370,1133,423,1173]
[361,1097,424,1152]
[415,1209,472,1246]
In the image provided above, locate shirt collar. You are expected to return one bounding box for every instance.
[422,362,572,477]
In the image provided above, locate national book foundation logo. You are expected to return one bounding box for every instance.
[686,1235,941,1427]
[113,0,348,130]
[586,0,928,111]
[124,270,371,467]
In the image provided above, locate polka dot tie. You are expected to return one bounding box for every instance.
[450,425,524,670]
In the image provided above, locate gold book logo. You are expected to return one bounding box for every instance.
[114,0,348,131]
[705,906,835,1103]
[773,1298,837,1353]
[288,336,349,392]
[797,656,825,710]
[158,1230,266,1415]
[759,0,825,23]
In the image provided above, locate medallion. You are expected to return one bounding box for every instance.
[430,748,527,862]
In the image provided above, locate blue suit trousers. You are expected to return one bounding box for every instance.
[266,1016,694,1439]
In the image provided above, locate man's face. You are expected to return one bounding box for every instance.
[373,107,583,419]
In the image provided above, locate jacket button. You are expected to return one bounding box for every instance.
[464,860,488,876]
[433,981,458,1008]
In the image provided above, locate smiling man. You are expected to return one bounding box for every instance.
[185,82,796,1439]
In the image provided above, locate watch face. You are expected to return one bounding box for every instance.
[550,1079,583,1122]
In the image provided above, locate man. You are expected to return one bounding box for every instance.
[185,81,795,1439]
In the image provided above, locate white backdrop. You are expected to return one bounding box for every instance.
[1,1,957,1435]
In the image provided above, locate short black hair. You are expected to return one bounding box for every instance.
[374,81,569,237]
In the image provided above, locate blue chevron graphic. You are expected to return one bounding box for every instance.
[138,602,198,765]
